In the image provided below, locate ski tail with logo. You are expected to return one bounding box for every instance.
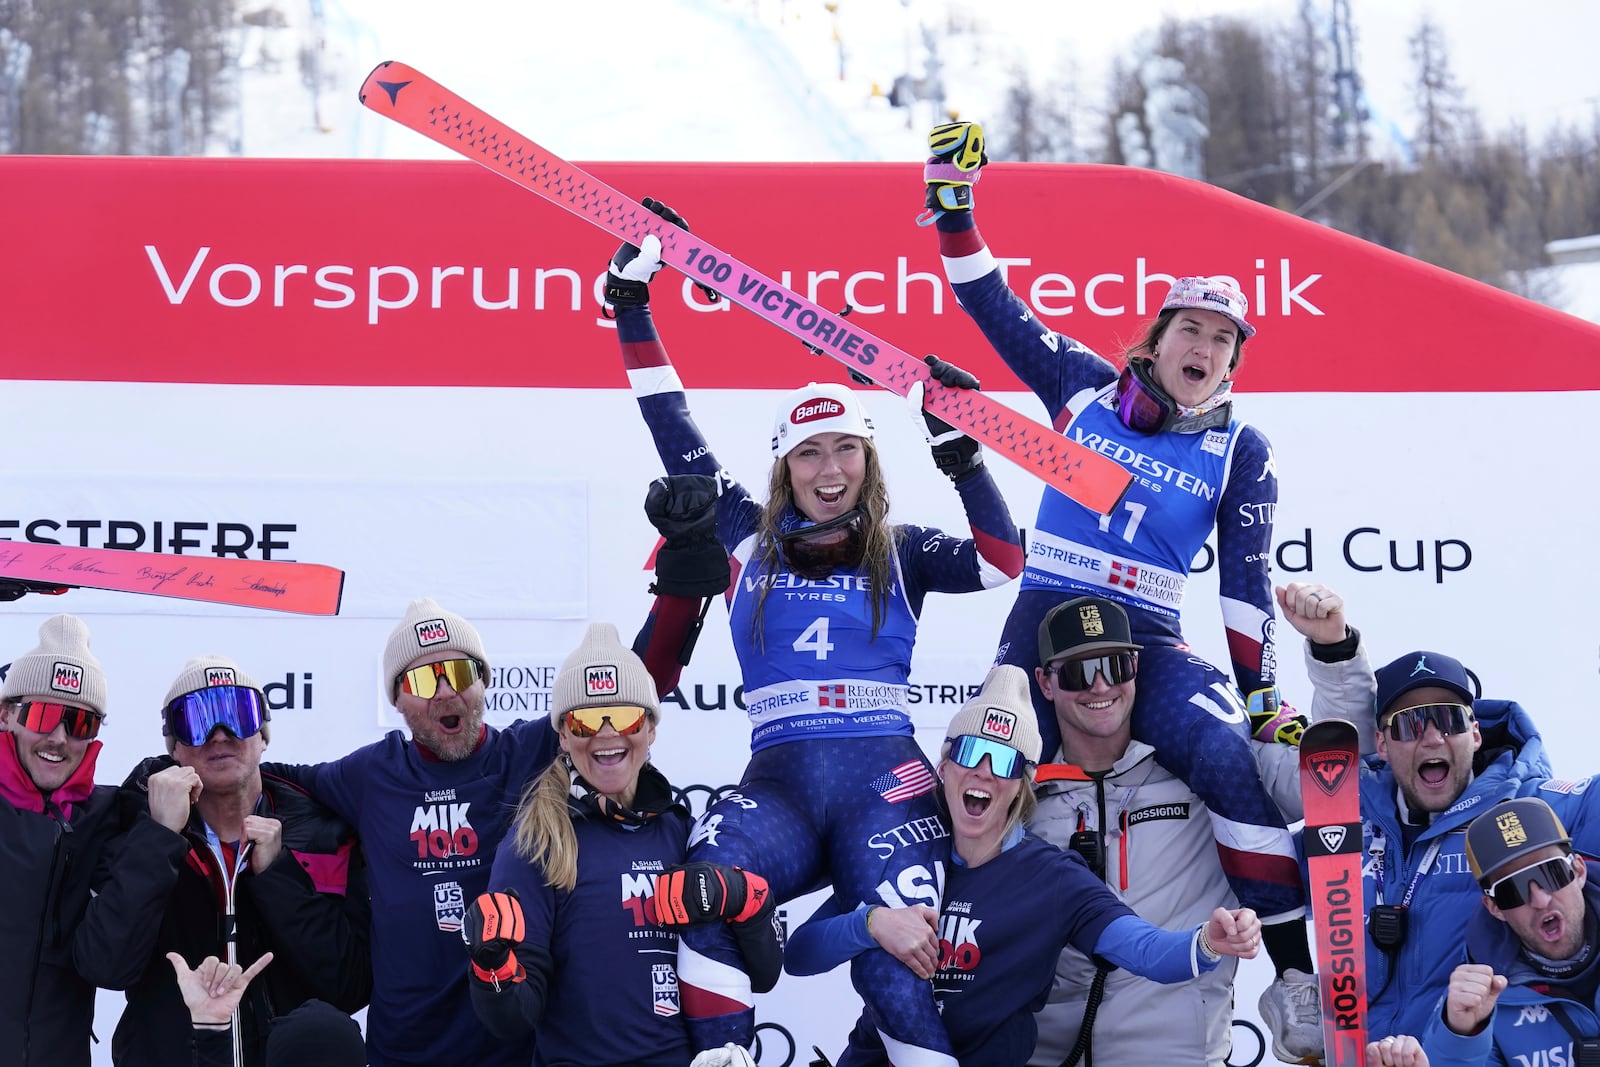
[0,541,345,615]
[355,61,1133,517]
[1299,719,1368,1067]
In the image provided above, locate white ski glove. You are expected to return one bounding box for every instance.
[689,1043,757,1067]
[614,233,665,284]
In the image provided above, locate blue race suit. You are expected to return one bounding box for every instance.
[932,212,1302,922]
[616,302,1023,1067]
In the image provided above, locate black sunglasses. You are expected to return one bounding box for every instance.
[1051,652,1137,692]
[1484,854,1577,910]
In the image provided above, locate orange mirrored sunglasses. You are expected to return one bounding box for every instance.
[563,705,649,738]
[398,658,482,699]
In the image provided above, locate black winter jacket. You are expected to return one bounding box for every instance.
[0,734,186,1067]
[112,756,372,1067]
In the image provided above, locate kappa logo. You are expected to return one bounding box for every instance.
[204,667,237,687]
[585,665,619,697]
[981,707,1017,741]
[1307,750,1353,796]
[1513,1005,1550,1026]
[50,662,83,695]
[1317,825,1347,853]
[791,398,844,424]
[415,618,450,647]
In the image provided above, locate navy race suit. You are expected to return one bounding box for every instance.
[930,212,1301,922]
[616,302,1023,1067]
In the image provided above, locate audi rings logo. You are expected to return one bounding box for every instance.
[753,1021,797,1067]
[672,782,743,820]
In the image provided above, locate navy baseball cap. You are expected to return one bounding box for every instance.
[1373,650,1474,720]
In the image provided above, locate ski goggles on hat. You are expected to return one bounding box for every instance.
[564,705,650,738]
[398,658,482,700]
[10,700,103,741]
[1382,702,1473,742]
[777,508,867,580]
[1050,652,1138,692]
[1484,854,1577,910]
[946,735,1029,779]
[163,686,267,746]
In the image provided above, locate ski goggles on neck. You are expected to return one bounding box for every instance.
[778,508,867,580]
[1382,702,1473,741]
[1484,854,1577,910]
[10,700,103,741]
[398,658,482,700]
[946,734,1029,779]
[163,686,267,747]
[564,705,650,738]
[1114,363,1179,434]
[1050,652,1138,692]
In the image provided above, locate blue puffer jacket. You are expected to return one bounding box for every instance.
[1358,699,1554,1040]
[1422,881,1600,1067]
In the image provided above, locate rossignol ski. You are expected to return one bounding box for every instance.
[1299,719,1368,1067]
[357,61,1133,516]
[0,541,344,615]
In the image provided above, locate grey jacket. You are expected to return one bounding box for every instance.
[1027,636,1374,1067]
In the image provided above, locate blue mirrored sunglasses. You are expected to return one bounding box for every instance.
[946,734,1029,779]
[163,686,267,747]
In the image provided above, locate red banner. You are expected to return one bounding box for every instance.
[5,156,1596,391]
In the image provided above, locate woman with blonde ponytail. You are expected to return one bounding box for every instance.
[457,623,698,1067]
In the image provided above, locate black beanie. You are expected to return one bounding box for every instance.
[265,1000,365,1067]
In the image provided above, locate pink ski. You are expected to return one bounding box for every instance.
[0,541,344,615]
[357,60,1132,516]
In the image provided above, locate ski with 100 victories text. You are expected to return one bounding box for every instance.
[356,60,1133,516]
[0,541,345,615]
[1300,718,1368,1067]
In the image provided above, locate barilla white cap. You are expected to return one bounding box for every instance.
[1160,276,1256,339]
[770,382,875,459]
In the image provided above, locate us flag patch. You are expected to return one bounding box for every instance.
[870,760,935,804]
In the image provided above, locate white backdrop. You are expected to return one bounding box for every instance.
[5,379,1598,1067]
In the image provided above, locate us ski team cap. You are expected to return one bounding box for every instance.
[1160,276,1256,339]
[549,622,659,729]
[0,613,109,719]
[771,382,875,460]
[944,665,1042,764]
[1038,597,1141,667]
[1465,797,1572,885]
[1373,650,1474,720]
[382,597,490,705]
